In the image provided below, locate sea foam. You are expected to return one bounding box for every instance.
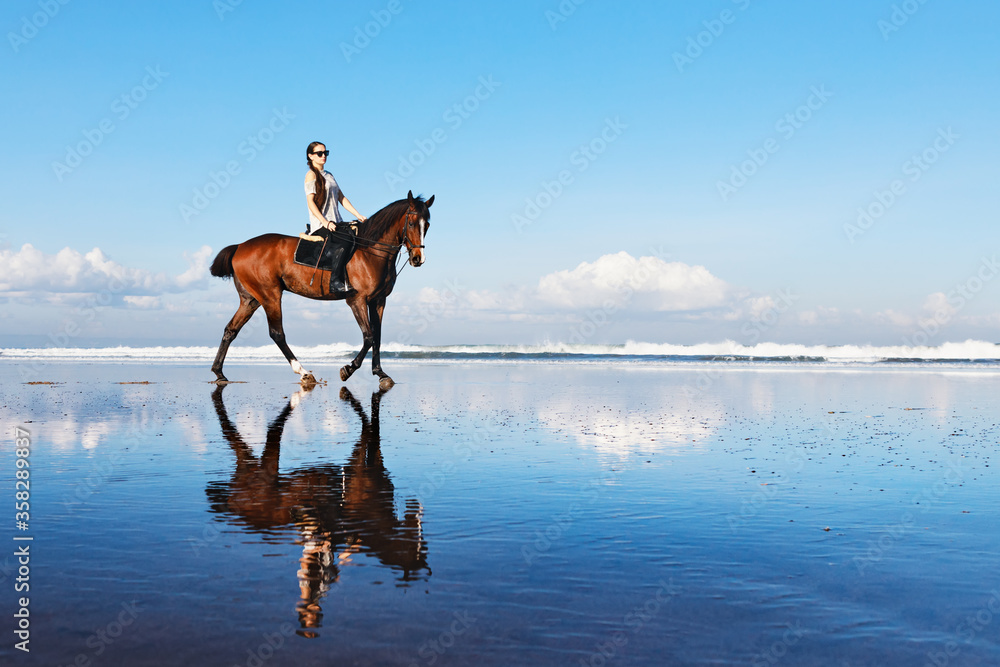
[1,339,997,364]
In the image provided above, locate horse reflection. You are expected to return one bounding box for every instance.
[206,384,429,637]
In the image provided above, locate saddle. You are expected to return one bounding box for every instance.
[293,224,357,272]
[294,224,358,293]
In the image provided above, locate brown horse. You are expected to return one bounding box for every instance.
[209,191,433,388]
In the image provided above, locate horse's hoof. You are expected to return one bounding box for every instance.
[378,376,395,391]
[340,366,352,382]
[301,373,318,386]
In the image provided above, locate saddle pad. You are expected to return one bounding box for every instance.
[293,226,356,271]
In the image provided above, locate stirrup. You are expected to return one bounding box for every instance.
[330,278,352,293]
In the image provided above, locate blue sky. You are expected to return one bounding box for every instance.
[1,0,998,348]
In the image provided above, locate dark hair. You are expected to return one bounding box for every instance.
[306,141,327,210]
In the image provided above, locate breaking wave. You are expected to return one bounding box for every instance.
[1,339,998,365]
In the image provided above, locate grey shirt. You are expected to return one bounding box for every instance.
[305,170,343,233]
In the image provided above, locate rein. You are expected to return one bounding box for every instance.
[320,207,422,256]
[313,206,423,284]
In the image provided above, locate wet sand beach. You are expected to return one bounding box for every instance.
[1,359,999,666]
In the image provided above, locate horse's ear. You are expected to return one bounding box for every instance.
[407,190,415,205]
[425,195,435,208]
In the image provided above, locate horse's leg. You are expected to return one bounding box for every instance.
[261,294,315,383]
[340,295,372,382]
[211,290,260,382]
[369,299,393,389]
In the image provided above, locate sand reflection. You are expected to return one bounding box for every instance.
[206,384,429,637]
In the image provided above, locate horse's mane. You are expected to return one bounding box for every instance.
[357,197,427,243]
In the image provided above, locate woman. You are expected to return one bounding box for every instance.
[303,141,367,293]
[304,141,367,234]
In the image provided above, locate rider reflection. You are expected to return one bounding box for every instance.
[207,384,429,637]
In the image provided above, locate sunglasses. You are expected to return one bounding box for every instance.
[310,150,330,157]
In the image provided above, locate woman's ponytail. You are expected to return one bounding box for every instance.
[306,141,327,211]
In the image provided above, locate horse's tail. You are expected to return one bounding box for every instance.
[210,245,239,279]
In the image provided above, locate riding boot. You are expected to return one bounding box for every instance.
[328,245,351,293]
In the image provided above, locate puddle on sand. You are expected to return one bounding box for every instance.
[1,361,999,666]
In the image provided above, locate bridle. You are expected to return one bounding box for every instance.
[400,206,425,256]
[389,205,425,281]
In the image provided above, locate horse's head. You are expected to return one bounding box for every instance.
[404,190,433,267]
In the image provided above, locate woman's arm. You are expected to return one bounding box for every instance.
[339,192,367,222]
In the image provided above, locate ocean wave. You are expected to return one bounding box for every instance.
[1,339,998,364]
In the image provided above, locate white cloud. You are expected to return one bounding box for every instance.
[174,246,213,289]
[390,252,748,337]
[962,312,1000,327]
[123,296,162,309]
[0,244,213,297]
[873,309,914,327]
[391,251,740,336]
[920,292,958,321]
[745,296,778,319]
[797,307,841,326]
[536,251,733,311]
